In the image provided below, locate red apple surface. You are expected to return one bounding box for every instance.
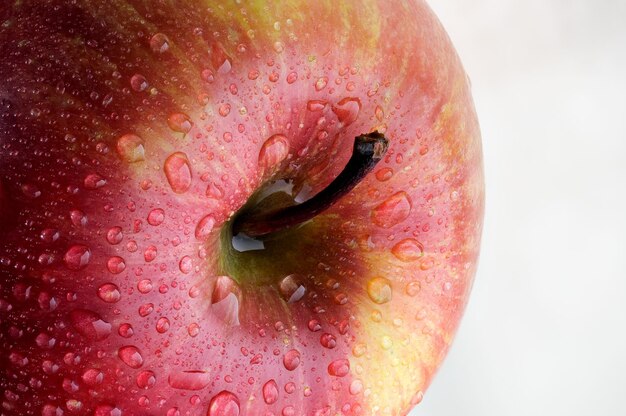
[0,1,483,415]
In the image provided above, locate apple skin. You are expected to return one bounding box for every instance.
[0,1,483,416]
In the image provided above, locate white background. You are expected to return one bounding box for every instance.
[417,1,626,415]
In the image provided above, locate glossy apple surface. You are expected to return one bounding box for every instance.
[0,1,483,415]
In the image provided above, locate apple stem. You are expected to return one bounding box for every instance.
[232,131,389,238]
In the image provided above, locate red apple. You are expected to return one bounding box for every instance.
[0,1,483,415]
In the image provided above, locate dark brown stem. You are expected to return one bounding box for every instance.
[232,131,389,238]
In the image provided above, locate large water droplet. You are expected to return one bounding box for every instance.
[40,228,60,243]
[84,173,107,189]
[195,214,216,240]
[258,134,289,171]
[307,100,327,112]
[320,333,337,349]
[116,134,145,163]
[371,191,412,228]
[168,370,211,390]
[391,238,424,262]
[167,113,193,134]
[94,405,122,416]
[106,226,123,244]
[315,77,328,91]
[406,281,421,296]
[106,256,126,274]
[262,379,279,404]
[82,368,104,386]
[97,283,120,303]
[118,346,143,369]
[147,208,165,226]
[156,317,170,333]
[63,245,91,270]
[150,33,170,53]
[283,349,301,371]
[130,74,149,92]
[367,277,393,304]
[69,309,111,341]
[164,152,192,194]
[70,209,87,227]
[136,370,156,389]
[210,43,232,74]
[278,274,306,303]
[208,391,240,416]
[328,359,350,377]
[179,256,192,274]
[211,276,241,326]
[332,97,361,126]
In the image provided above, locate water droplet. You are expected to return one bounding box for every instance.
[320,333,337,349]
[179,256,192,274]
[106,256,126,274]
[411,391,425,405]
[147,208,165,226]
[195,214,216,240]
[206,182,224,199]
[143,245,157,263]
[167,113,193,134]
[262,379,279,404]
[283,349,301,371]
[391,238,424,262]
[168,370,211,390]
[315,77,328,91]
[287,72,297,84]
[136,370,156,389]
[381,335,393,350]
[211,276,241,326]
[40,228,60,243]
[307,100,327,112]
[130,74,148,92]
[139,303,154,317]
[164,152,192,193]
[278,274,306,303]
[259,134,289,171]
[405,281,421,296]
[375,167,393,182]
[98,283,121,303]
[308,319,322,332]
[367,277,392,304]
[332,97,361,126]
[208,391,240,416]
[118,323,134,338]
[116,134,145,163]
[188,323,200,337]
[70,209,87,227]
[21,183,41,198]
[211,43,232,74]
[217,104,231,118]
[106,226,123,244]
[371,191,412,228]
[81,368,104,386]
[63,245,91,270]
[94,405,122,416]
[70,309,111,341]
[375,105,384,121]
[84,173,106,189]
[328,359,350,377]
[150,33,170,53]
[118,345,143,368]
[349,379,363,395]
[156,317,170,333]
